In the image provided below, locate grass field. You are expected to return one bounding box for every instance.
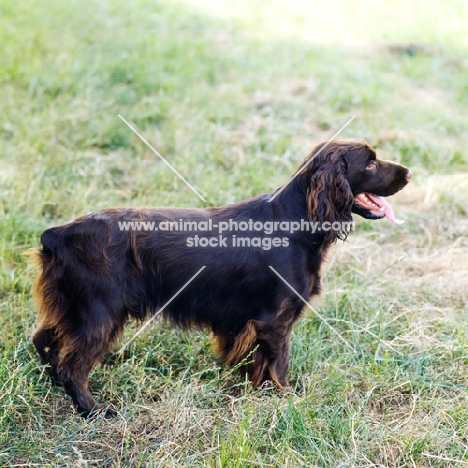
[1,0,468,466]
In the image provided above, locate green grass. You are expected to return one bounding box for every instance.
[1,0,468,466]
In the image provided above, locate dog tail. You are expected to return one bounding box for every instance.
[25,228,68,330]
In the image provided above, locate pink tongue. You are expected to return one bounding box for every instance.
[367,194,405,225]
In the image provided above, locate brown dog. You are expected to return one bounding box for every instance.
[29,138,411,416]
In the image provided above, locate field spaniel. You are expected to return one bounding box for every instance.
[29,138,411,416]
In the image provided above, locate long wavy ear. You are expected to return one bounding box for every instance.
[304,144,354,241]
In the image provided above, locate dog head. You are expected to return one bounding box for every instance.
[299,138,411,240]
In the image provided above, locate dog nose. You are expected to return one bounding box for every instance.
[406,169,412,181]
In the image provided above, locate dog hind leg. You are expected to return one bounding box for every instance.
[33,326,60,382]
[56,305,121,417]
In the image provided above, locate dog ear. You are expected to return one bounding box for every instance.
[304,144,354,241]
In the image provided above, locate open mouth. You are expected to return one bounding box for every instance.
[354,193,404,224]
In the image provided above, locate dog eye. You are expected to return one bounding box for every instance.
[366,161,376,169]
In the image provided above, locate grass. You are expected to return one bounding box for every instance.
[1,0,468,466]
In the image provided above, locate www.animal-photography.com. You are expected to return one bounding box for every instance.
[1,1,467,466]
